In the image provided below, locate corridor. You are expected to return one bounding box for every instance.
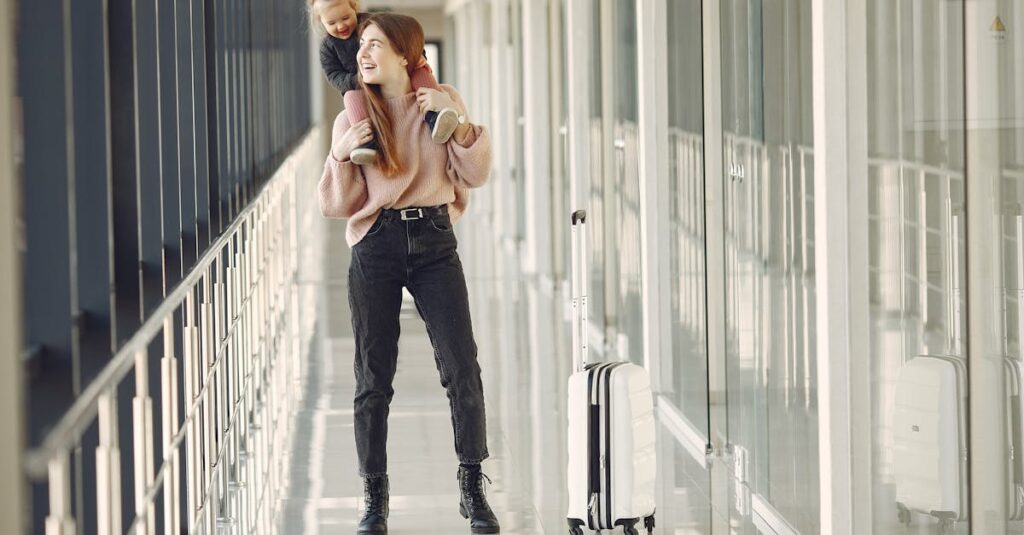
[6,0,1024,533]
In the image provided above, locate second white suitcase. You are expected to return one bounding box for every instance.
[893,354,968,534]
[1006,356,1024,521]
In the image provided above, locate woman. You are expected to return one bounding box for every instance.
[317,13,500,535]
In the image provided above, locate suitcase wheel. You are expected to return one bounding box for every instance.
[568,528,583,535]
[644,514,656,534]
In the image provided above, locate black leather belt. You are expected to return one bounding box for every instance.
[382,204,448,221]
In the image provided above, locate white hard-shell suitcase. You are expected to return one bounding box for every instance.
[893,354,968,534]
[1007,356,1024,521]
[566,210,657,535]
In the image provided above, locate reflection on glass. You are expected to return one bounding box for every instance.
[606,0,644,365]
[667,435,714,532]
[720,0,819,532]
[866,1,970,533]
[554,0,570,284]
[510,0,526,244]
[987,4,1023,529]
[588,0,607,355]
[666,0,709,436]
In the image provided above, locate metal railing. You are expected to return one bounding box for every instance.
[865,156,965,355]
[24,130,319,535]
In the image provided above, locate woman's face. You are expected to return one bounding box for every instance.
[357,23,409,86]
[319,1,358,40]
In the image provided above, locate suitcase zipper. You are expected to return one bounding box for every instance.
[587,363,602,529]
[602,363,624,528]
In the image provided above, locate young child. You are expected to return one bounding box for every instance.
[309,0,460,165]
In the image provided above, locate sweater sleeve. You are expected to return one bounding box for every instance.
[440,85,492,189]
[318,111,367,218]
[319,38,360,93]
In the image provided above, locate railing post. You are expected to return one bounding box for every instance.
[132,349,155,535]
[200,268,217,535]
[213,254,234,533]
[183,288,199,530]
[95,392,120,535]
[46,455,78,535]
[287,176,299,386]
[160,317,180,535]
[226,236,242,529]
[237,223,252,534]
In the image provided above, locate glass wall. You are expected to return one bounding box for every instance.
[990,3,1024,532]
[511,0,527,245]
[444,0,1024,532]
[607,0,644,365]
[663,1,714,532]
[720,0,819,532]
[17,0,312,529]
[865,1,969,533]
[553,0,571,283]
[587,0,608,356]
[666,0,709,439]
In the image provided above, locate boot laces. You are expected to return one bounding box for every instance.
[363,478,386,515]
[460,468,492,510]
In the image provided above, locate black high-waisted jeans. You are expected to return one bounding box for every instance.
[347,205,489,477]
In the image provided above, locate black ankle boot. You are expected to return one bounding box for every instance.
[457,465,500,534]
[425,108,459,144]
[350,137,379,166]
[357,475,388,534]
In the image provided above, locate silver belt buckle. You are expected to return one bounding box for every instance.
[400,208,424,221]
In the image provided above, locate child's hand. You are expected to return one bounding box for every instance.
[416,88,456,115]
[334,119,373,161]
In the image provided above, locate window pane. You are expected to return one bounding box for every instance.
[865,1,969,532]
[666,0,709,436]
[720,0,819,531]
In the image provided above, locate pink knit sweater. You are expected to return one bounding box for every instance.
[318,85,492,247]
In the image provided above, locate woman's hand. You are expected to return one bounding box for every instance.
[416,88,457,114]
[333,118,374,161]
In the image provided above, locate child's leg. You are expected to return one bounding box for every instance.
[410,63,459,144]
[342,89,377,165]
[410,63,442,92]
[343,90,369,123]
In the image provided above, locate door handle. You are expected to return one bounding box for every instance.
[729,163,746,182]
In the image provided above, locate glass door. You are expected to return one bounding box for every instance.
[963,1,1023,532]
[659,0,715,531]
[862,1,970,533]
[859,2,1022,532]
[719,0,820,532]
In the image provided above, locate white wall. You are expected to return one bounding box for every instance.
[0,0,25,530]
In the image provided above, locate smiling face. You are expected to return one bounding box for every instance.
[318,1,358,40]
[357,23,409,86]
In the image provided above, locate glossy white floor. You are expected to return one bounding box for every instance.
[275,215,733,534]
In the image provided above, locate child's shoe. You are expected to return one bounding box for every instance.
[351,138,379,166]
[426,108,460,144]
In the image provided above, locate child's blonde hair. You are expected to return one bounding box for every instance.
[307,0,361,37]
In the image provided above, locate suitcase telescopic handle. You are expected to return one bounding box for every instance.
[571,210,589,373]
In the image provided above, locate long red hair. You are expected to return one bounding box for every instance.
[358,14,425,176]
